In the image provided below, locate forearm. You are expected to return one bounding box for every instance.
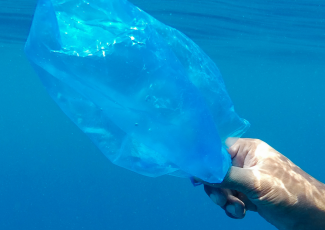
[279,180,325,230]
[258,164,325,230]
[294,181,325,230]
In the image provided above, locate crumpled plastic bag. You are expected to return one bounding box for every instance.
[25,0,249,183]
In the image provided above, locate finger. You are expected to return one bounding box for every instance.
[225,137,240,149]
[237,192,257,212]
[231,147,249,168]
[204,185,228,207]
[224,194,246,219]
[227,139,250,167]
[222,167,256,194]
[204,185,246,219]
[197,166,256,195]
[225,138,241,158]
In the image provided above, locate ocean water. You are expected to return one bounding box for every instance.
[0,0,324,229]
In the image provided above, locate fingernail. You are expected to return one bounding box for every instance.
[226,204,236,217]
[209,194,217,204]
[210,194,224,206]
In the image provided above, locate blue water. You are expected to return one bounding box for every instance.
[0,0,324,229]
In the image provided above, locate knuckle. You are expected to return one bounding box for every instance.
[252,138,262,144]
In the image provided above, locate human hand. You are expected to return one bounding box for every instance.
[196,138,325,230]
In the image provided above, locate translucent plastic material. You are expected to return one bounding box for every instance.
[25,0,249,183]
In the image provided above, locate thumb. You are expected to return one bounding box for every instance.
[202,167,256,196]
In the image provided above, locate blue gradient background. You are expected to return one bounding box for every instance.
[0,0,324,229]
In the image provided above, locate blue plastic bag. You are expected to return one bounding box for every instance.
[25,0,249,183]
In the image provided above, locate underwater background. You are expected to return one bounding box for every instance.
[0,0,324,229]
